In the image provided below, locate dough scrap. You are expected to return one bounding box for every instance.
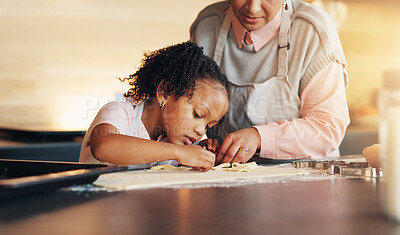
[212,162,231,170]
[232,162,258,172]
[213,162,258,172]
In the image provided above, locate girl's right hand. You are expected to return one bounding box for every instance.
[176,145,215,172]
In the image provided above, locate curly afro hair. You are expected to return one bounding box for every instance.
[120,42,229,102]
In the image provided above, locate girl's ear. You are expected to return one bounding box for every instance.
[156,80,168,106]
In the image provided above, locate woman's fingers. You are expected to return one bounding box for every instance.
[215,137,232,164]
[231,147,256,164]
[216,128,261,164]
[220,144,242,163]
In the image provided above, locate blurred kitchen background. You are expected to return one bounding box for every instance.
[0,0,399,161]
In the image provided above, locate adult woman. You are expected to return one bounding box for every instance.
[190,0,350,164]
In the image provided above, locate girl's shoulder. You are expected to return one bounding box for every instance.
[94,100,144,135]
[99,100,139,119]
[102,100,134,110]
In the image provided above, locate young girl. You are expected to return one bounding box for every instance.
[79,42,230,171]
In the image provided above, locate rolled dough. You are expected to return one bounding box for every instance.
[94,163,309,190]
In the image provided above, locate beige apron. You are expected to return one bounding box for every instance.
[209,1,300,140]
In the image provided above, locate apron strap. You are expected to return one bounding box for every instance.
[277,0,293,79]
[213,9,232,66]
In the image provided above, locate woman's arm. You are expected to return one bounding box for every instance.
[254,61,350,160]
[90,123,215,170]
[216,61,350,163]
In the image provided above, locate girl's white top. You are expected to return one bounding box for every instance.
[79,100,178,169]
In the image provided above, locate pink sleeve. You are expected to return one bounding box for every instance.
[253,61,350,160]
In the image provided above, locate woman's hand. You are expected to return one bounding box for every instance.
[216,127,261,165]
[176,145,216,172]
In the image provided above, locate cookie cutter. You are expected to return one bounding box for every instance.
[292,160,383,178]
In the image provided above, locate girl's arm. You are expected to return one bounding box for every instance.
[90,123,215,170]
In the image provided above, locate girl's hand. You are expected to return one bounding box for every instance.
[197,138,220,153]
[176,145,216,172]
[216,127,261,165]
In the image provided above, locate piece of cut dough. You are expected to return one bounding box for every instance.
[212,163,231,170]
[231,162,258,172]
[212,162,258,172]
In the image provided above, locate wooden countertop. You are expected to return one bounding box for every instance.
[1,162,400,234]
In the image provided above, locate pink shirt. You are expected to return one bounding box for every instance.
[231,7,282,52]
[254,62,349,159]
[232,10,350,159]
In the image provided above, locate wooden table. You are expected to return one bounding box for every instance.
[1,173,400,234]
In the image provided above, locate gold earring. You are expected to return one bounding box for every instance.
[159,101,165,110]
[284,0,289,10]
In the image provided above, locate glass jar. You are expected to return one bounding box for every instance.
[379,70,400,222]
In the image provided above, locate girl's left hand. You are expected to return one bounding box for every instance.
[197,138,220,153]
[215,127,261,165]
[192,139,219,171]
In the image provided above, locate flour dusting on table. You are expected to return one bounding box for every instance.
[92,163,320,190]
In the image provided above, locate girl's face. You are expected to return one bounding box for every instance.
[230,0,284,31]
[161,80,229,145]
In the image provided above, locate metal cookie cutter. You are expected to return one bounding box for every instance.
[293,160,383,178]
[339,165,383,177]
